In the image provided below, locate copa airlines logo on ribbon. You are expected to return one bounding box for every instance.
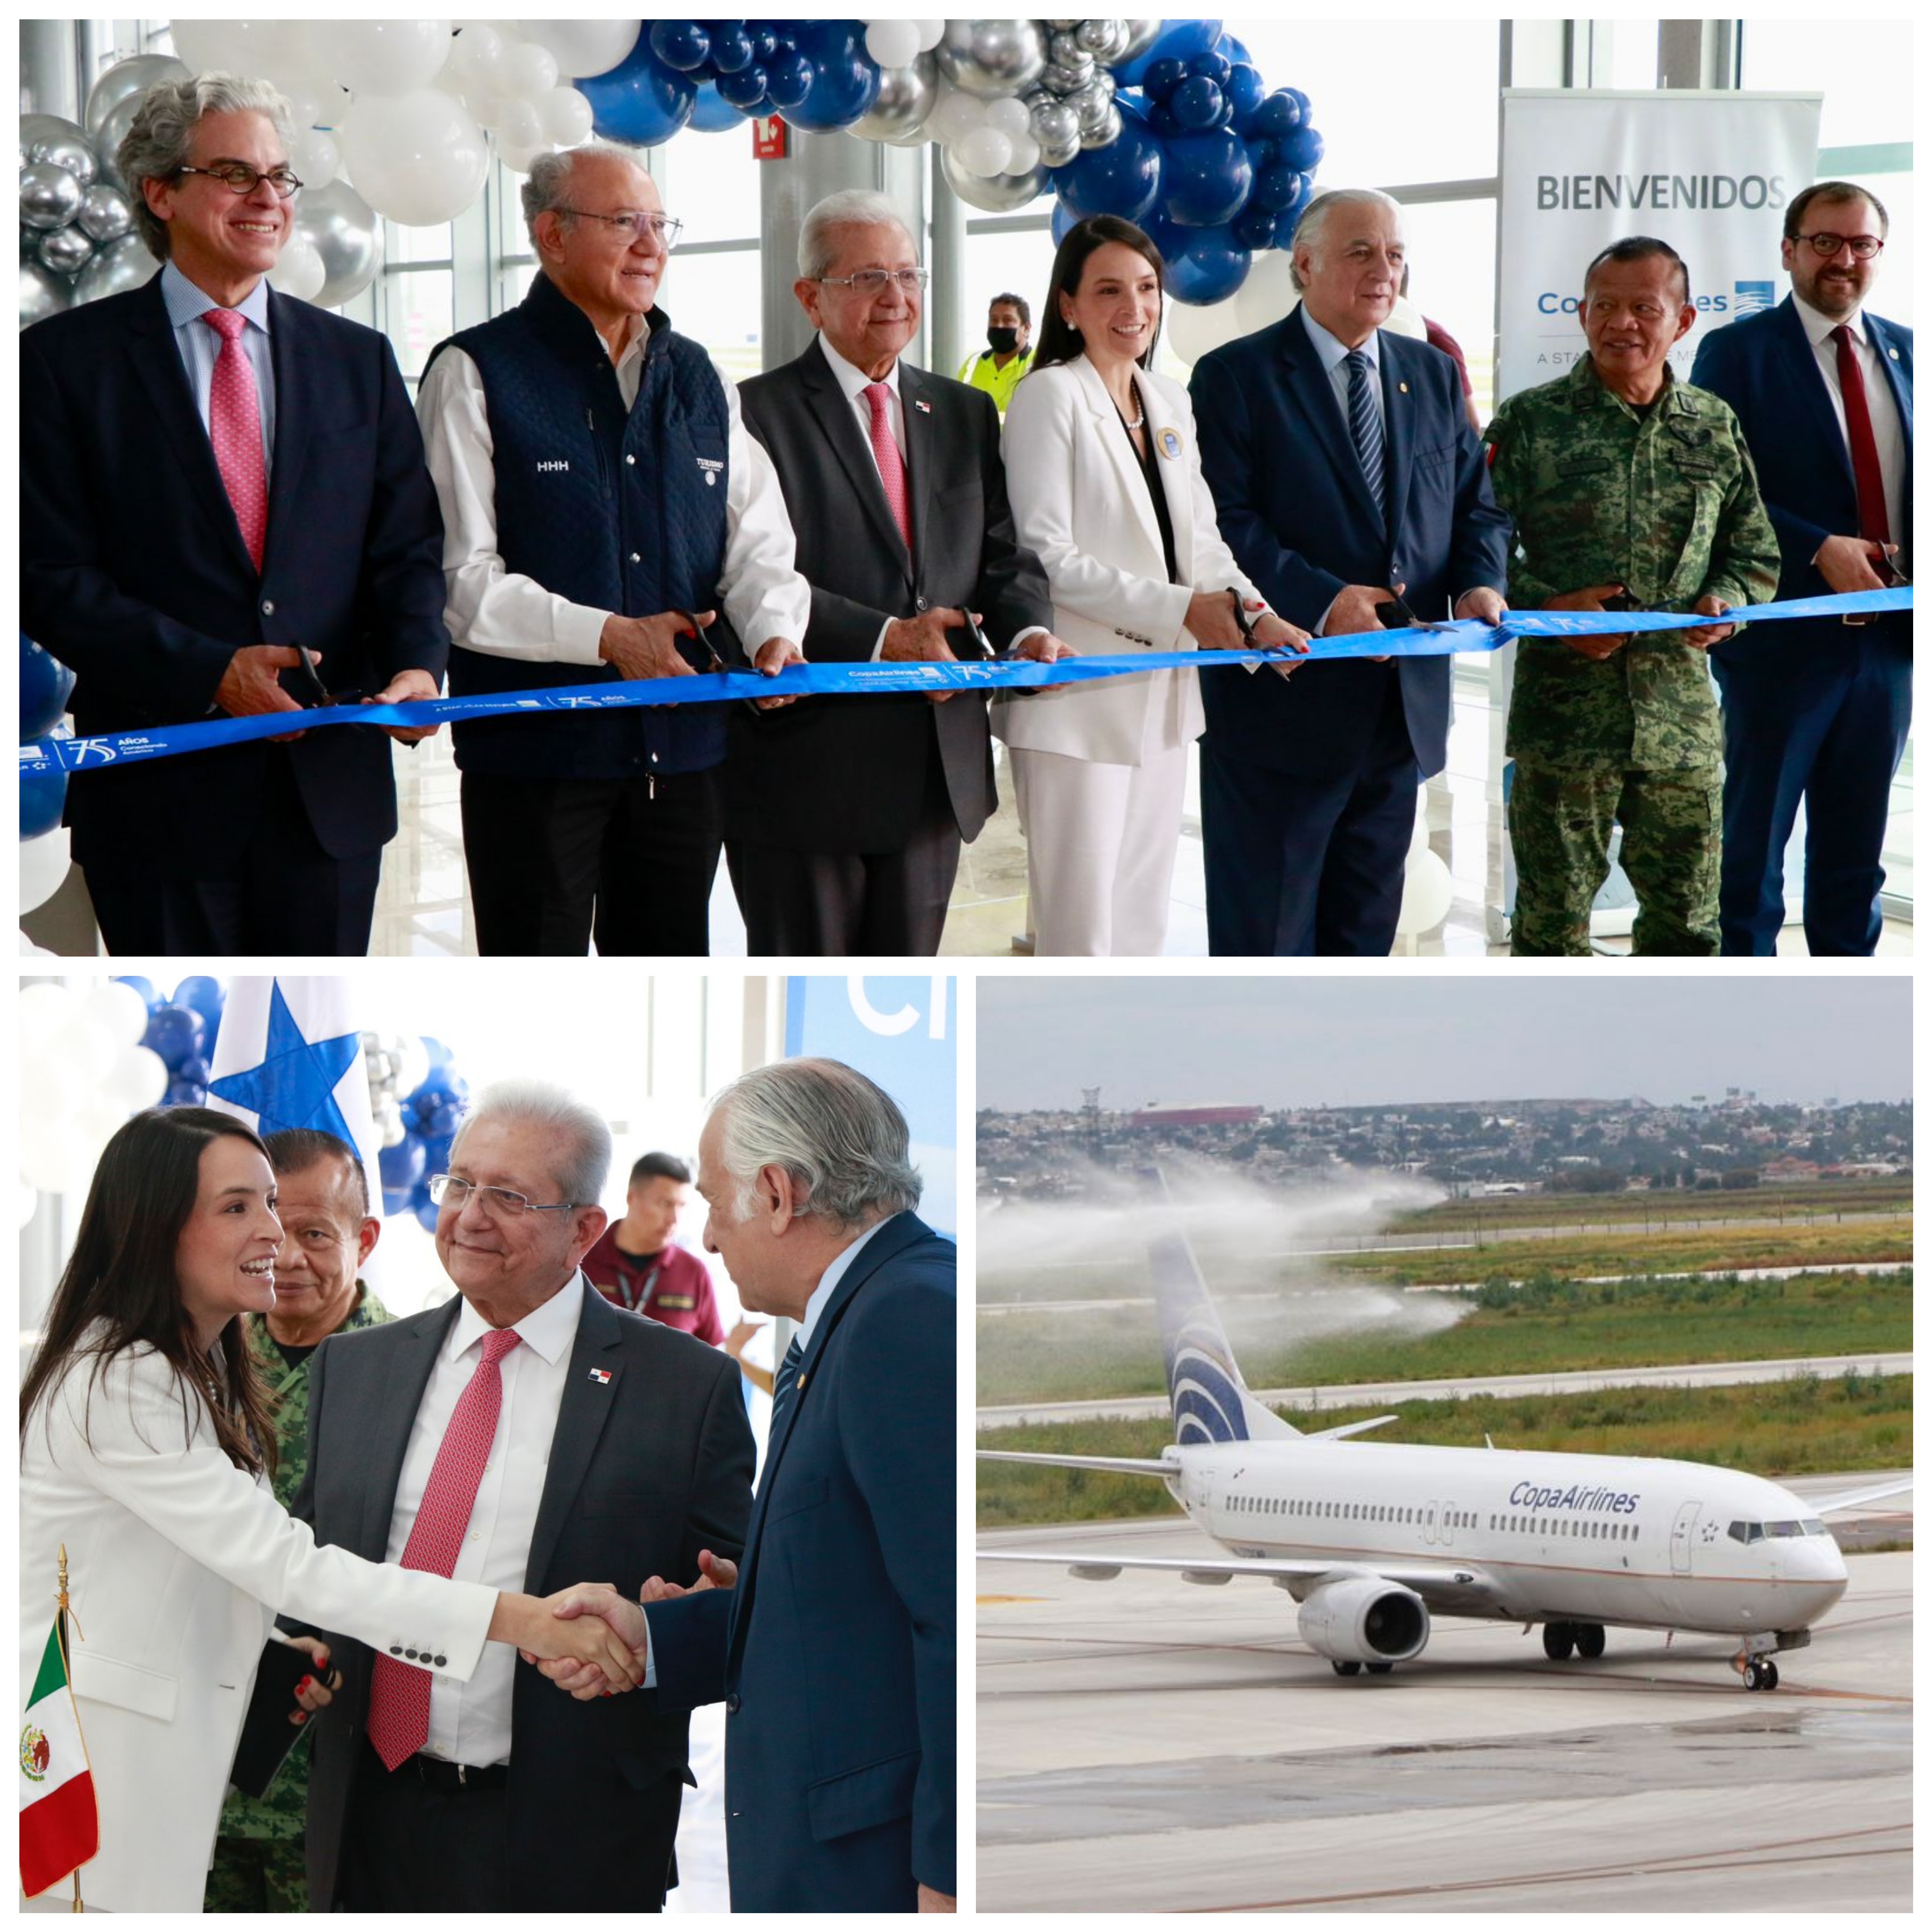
[16,588,1910,780]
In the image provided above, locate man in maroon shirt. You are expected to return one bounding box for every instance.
[582,1151,724,1340]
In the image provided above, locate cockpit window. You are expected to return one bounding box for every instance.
[1729,1517,1833,1543]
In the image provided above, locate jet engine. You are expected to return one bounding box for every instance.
[1297,1577,1430,1663]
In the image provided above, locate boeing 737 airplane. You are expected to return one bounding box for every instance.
[979,1177,1909,1691]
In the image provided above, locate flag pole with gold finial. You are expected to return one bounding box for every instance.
[56,1545,83,1915]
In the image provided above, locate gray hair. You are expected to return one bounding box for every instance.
[450,1079,612,1209]
[709,1057,921,1230]
[119,72,293,263]
[1288,187,1404,292]
[519,142,652,252]
[798,189,917,282]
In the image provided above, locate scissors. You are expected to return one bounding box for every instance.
[1374,595,1456,633]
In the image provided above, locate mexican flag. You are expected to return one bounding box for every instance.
[18,1619,98,1899]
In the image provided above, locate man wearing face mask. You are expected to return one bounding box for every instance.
[957,293,1035,418]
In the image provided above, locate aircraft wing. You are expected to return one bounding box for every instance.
[977,1451,1174,1476]
[977,1547,1506,1612]
[1808,1477,1915,1515]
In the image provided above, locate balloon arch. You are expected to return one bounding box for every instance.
[20,18,1324,330]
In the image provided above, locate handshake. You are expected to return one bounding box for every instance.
[511,1550,739,1699]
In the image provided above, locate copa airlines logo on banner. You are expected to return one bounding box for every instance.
[1496,89,1823,403]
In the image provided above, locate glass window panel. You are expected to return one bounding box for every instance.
[1226,19,1502,185]
[1395,197,1498,423]
[959,224,1059,376]
[1741,19,1914,150]
[659,248,763,381]
[387,268,453,382]
[1600,17,1659,91]
[652,126,763,247]
[388,219,453,266]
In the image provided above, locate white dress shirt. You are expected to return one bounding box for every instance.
[1299,306,1387,442]
[417,312,810,666]
[384,1278,586,1767]
[159,259,276,477]
[1790,290,1908,550]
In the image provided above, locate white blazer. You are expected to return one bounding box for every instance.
[995,355,1265,766]
[18,1339,499,1911]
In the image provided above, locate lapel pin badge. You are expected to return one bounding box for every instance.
[588,1367,611,1384]
[1159,428,1181,459]
[1399,381,1409,393]
[914,397,932,413]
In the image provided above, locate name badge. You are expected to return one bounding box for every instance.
[695,455,724,489]
[1158,428,1182,460]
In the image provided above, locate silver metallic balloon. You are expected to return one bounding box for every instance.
[1117,19,1162,64]
[1080,103,1123,151]
[20,113,87,159]
[84,53,191,141]
[1030,99,1083,168]
[1078,18,1125,57]
[22,222,42,257]
[37,224,96,277]
[936,19,1046,100]
[72,232,158,304]
[20,259,71,327]
[940,143,1051,214]
[34,133,98,189]
[296,180,384,310]
[1041,61,1094,96]
[90,92,146,189]
[1072,80,1117,136]
[20,162,85,232]
[848,52,938,144]
[77,182,134,245]
[1049,33,1091,70]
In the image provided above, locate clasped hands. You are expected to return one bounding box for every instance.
[881,608,1070,705]
[1186,588,1310,680]
[216,649,443,744]
[514,1552,740,1700]
[600,610,804,711]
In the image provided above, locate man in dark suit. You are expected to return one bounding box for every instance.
[292,1081,754,1911]
[1191,189,1512,956]
[1690,181,1913,956]
[728,189,1063,955]
[20,76,448,955]
[536,1058,954,1911]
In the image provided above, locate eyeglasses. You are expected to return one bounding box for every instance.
[558,208,683,249]
[817,268,929,295]
[1794,232,1885,261]
[175,163,303,198]
[427,1174,577,1217]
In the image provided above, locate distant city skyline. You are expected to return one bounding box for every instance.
[978,978,1911,1112]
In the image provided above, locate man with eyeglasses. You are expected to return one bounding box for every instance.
[724,188,1065,956]
[416,145,808,958]
[289,1079,754,1911]
[1691,181,1914,955]
[21,75,450,955]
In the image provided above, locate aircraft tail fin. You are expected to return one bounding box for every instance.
[1142,1167,1299,1444]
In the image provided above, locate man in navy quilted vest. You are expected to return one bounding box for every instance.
[417,145,808,956]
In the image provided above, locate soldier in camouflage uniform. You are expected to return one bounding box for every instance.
[1485,237,1782,955]
[204,1131,391,1914]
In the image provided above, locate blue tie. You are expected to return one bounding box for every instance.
[771,1335,804,1433]
[1344,349,1385,519]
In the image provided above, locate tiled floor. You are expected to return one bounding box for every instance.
[370,701,1911,959]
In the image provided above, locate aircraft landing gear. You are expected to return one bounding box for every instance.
[1742,1657,1781,1691]
[1332,1660,1362,1677]
[1366,1661,1395,1675]
[1542,1622,1574,1660]
[1574,1623,1607,1660]
[1733,1630,1790,1691]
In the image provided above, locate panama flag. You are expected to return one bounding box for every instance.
[18,1619,98,1898]
[205,976,382,1224]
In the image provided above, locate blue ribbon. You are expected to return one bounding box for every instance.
[17,587,1909,779]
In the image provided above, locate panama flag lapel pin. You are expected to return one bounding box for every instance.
[588,1367,612,1384]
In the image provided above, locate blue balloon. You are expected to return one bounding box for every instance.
[1281,125,1325,173]
[715,64,769,109]
[1246,91,1303,142]
[20,750,66,841]
[762,49,815,111]
[1232,203,1278,251]
[1141,56,1188,100]
[579,39,697,145]
[420,1035,453,1069]
[1169,75,1224,131]
[163,1078,209,1108]
[1164,224,1251,307]
[1054,114,1165,224]
[21,634,75,741]
[1216,34,1253,66]
[112,975,157,1007]
[1161,129,1253,229]
[143,1004,206,1073]
[1252,163,1303,213]
[380,1133,426,1197]
[414,1195,442,1232]
[1146,19,1225,64]
[783,24,880,131]
[709,25,757,75]
[176,1056,211,1088]
[171,975,225,1045]
[688,79,747,132]
[1227,64,1267,133]
[1186,51,1231,86]
[421,1132,454,1177]
[1050,197,1080,244]
[649,21,711,74]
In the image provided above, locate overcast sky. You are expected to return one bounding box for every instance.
[978,977,1911,1111]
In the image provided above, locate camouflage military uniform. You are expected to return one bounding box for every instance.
[1484,357,1781,955]
[204,1286,391,1914]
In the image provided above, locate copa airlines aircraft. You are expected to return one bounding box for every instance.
[979,1182,1908,1691]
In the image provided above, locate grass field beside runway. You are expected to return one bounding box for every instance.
[974,1372,1914,1527]
[976,1268,1910,1406]
[1392,1178,1909,1232]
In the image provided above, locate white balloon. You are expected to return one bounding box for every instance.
[19,1123,97,1197]
[1006,132,1040,173]
[492,97,545,151]
[52,1013,118,1085]
[17,981,75,1042]
[956,127,1014,179]
[1385,291,1429,341]
[985,95,1033,138]
[1235,251,1301,338]
[337,88,489,228]
[1394,848,1454,938]
[105,1043,170,1112]
[928,86,988,145]
[74,1093,134,1148]
[449,22,506,88]
[915,19,948,53]
[291,126,341,192]
[168,19,304,78]
[19,828,71,916]
[497,38,560,101]
[81,980,150,1048]
[538,85,594,149]
[866,21,922,70]
[495,139,551,177]
[515,21,642,79]
[17,1182,37,1231]
[395,1036,432,1097]
[266,226,325,301]
[1164,294,1251,367]
[311,20,454,98]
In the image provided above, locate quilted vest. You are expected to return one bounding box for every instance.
[432,273,733,779]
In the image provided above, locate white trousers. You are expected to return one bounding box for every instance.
[1010,742,1189,956]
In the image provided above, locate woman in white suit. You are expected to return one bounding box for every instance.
[18,1108,641,1912]
[997,215,1309,955]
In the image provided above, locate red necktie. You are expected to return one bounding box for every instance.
[864,381,914,557]
[201,307,269,571]
[366,1326,522,1771]
[1830,324,1891,548]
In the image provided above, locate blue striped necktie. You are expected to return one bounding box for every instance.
[1344,349,1386,517]
[771,1335,804,1432]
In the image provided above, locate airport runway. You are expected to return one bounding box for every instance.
[976,1481,1912,1912]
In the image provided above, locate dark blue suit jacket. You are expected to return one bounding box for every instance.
[20,275,449,875]
[1190,308,1511,780]
[649,1213,956,1910]
[1690,294,1912,649]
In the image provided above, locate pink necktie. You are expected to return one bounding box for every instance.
[864,381,913,557]
[200,307,268,571]
[366,1327,522,1771]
